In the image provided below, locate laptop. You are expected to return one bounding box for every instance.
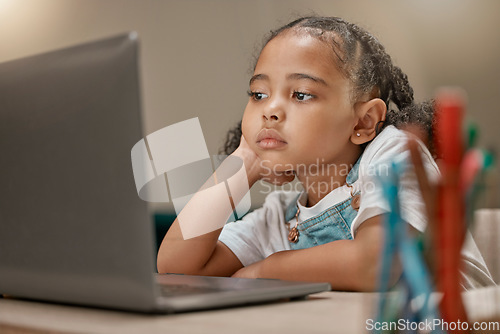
[0,33,330,313]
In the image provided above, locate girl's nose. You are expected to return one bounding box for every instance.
[262,113,281,121]
[262,100,285,123]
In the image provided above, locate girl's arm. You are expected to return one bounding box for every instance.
[232,215,387,291]
[157,136,294,276]
[157,224,243,277]
[156,144,256,276]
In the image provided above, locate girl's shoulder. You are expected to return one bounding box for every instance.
[361,125,419,165]
[359,125,439,178]
[369,125,408,148]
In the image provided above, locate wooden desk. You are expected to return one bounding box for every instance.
[1,286,499,334]
[0,291,375,334]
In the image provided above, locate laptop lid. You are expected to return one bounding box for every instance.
[0,33,160,312]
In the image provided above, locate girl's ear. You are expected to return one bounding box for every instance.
[351,98,387,144]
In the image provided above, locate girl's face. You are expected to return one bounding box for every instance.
[241,32,361,174]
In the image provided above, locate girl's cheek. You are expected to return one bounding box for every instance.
[241,110,251,138]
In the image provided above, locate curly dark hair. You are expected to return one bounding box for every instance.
[393,100,437,158]
[221,16,433,155]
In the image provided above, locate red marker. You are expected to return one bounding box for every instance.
[434,88,469,332]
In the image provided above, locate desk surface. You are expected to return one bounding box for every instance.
[1,286,499,334]
[0,291,375,334]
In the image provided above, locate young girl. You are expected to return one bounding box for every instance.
[157,16,494,291]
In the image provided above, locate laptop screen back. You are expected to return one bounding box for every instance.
[0,33,158,311]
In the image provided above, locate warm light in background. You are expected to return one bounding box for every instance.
[0,0,14,12]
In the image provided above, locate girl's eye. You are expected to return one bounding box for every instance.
[292,91,314,101]
[247,90,268,101]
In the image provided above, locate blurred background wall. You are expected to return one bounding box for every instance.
[1,0,499,210]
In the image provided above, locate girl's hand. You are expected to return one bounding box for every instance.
[232,135,295,187]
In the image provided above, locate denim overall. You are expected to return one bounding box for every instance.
[284,159,361,250]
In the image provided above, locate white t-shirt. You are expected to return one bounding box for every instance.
[219,126,495,289]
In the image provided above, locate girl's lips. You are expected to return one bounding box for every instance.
[256,128,287,149]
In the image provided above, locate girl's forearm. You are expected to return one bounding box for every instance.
[236,216,385,291]
[157,220,223,275]
[260,241,369,291]
[157,150,258,275]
